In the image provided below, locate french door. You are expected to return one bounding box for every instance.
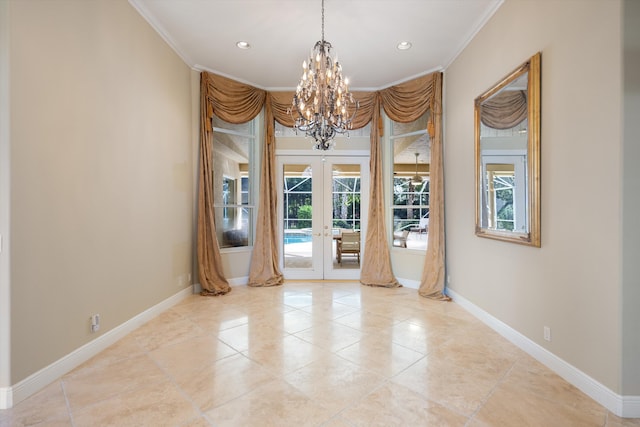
[277,155,369,280]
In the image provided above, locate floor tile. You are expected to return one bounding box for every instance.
[468,379,607,427]
[72,333,145,371]
[284,353,386,413]
[293,321,363,352]
[281,309,316,333]
[62,354,167,412]
[178,303,250,332]
[71,380,199,427]
[173,353,275,412]
[182,416,214,427]
[149,334,238,380]
[391,343,516,416]
[334,310,399,333]
[206,378,333,426]
[336,332,425,377]
[340,382,468,427]
[319,415,355,427]
[607,413,640,427]
[216,321,286,353]
[504,355,607,413]
[0,381,70,426]
[388,320,451,355]
[241,334,329,376]
[298,299,360,321]
[130,309,206,352]
[1,281,621,426]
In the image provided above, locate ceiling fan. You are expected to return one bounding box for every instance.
[411,152,423,185]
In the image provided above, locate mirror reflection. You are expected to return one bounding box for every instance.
[391,111,430,251]
[475,53,540,246]
[212,114,255,248]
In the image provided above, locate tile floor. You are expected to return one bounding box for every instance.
[1,281,639,427]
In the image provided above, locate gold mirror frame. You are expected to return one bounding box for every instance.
[474,52,540,247]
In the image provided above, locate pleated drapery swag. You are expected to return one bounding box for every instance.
[480,90,527,129]
[198,70,448,300]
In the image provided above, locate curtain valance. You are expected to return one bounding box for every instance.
[480,90,527,130]
[202,73,265,127]
[379,73,434,124]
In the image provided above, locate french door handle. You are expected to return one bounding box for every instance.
[313,233,321,237]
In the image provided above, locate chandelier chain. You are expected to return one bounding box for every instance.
[321,0,325,42]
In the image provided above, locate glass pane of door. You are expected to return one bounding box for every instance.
[330,163,361,271]
[282,164,314,269]
[323,158,369,280]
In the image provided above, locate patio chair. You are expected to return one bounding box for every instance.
[393,230,409,248]
[337,231,360,264]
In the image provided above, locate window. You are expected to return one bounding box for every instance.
[212,114,258,248]
[390,111,430,250]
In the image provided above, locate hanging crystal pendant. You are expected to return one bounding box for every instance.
[288,0,358,150]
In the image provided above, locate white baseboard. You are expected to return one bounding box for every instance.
[446,288,640,419]
[191,277,247,295]
[0,287,193,409]
[397,277,420,289]
[229,276,249,286]
[0,387,10,409]
[622,396,640,418]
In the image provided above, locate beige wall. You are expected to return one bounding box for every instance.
[8,0,194,383]
[444,0,624,392]
[0,0,11,389]
[622,0,640,396]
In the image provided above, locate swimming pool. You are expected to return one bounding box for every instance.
[283,232,312,244]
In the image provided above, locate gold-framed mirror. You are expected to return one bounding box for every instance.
[475,52,540,247]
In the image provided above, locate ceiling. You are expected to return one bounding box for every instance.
[129,0,503,91]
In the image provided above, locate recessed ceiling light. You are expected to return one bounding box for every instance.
[236,41,251,49]
[397,41,412,51]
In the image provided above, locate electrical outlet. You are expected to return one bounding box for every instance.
[543,326,551,342]
[90,314,100,333]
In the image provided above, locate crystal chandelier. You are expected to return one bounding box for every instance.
[289,0,359,150]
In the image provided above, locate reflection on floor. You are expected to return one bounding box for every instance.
[2,281,636,426]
